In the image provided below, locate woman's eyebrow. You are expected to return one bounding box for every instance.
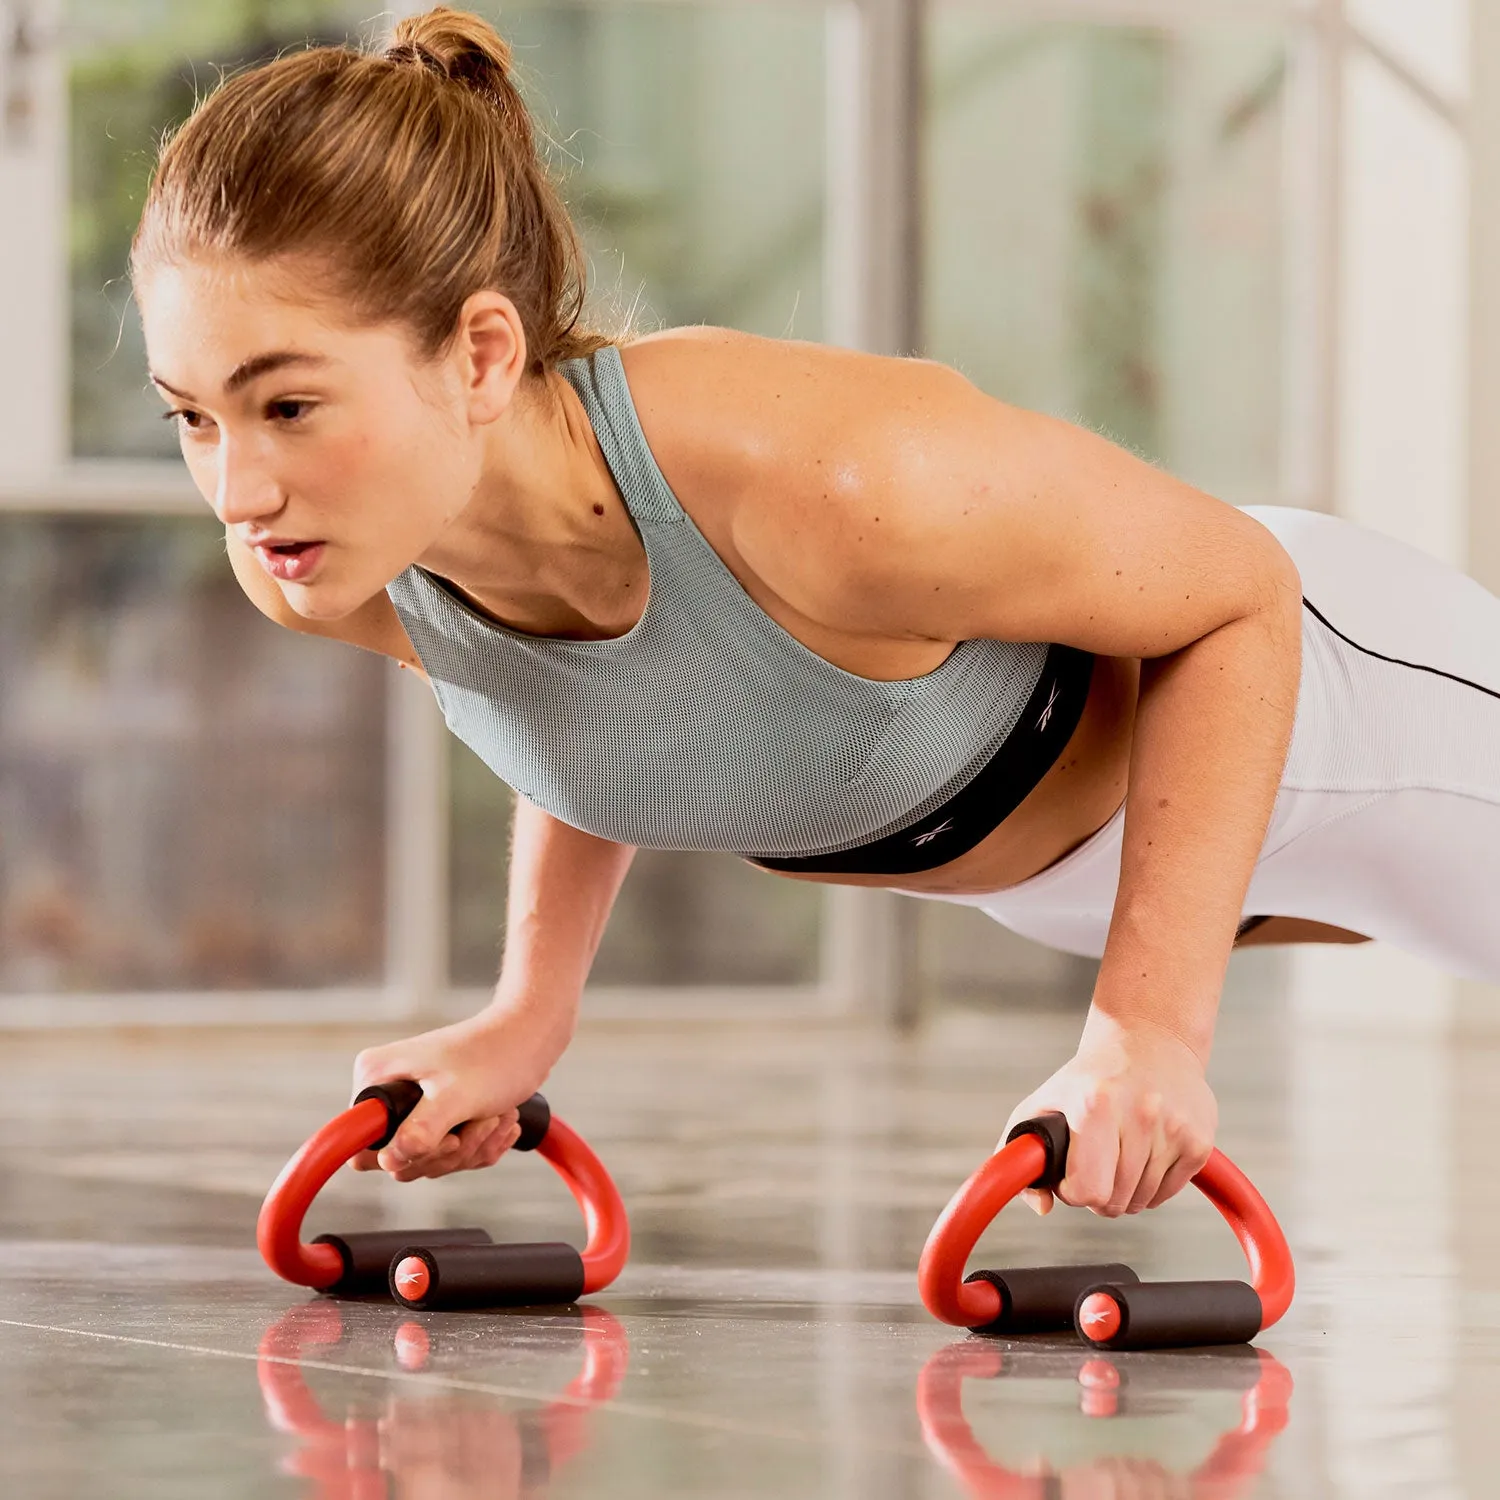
[149,350,331,401]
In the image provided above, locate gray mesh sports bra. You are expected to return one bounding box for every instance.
[385,343,1070,862]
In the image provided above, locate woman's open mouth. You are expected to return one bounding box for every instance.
[256,540,327,583]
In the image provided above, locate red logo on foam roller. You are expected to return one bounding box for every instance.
[394,1256,430,1299]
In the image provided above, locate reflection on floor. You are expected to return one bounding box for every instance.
[2,941,1498,1497]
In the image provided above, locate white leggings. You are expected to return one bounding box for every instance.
[908,507,1500,984]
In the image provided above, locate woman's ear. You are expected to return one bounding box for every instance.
[455,291,528,424]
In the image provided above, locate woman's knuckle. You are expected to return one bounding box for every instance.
[1063,1179,1103,1211]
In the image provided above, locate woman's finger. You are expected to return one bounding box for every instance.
[377,1108,527,1179]
[388,1135,464,1182]
[425,1117,519,1178]
[1146,1150,1209,1210]
[1056,1104,1121,1212]
[446,1118,504,1173]
[1125,1144,1173,1215]
[470,1120,519,1170]
[1102,1123,1154,1219]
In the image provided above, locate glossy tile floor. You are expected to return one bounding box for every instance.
[4,941,1499,1498]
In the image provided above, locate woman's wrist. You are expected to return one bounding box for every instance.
[483,976,579,1060]
[1078,1000,1211,1072]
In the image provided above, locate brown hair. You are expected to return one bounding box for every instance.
[131,6,611,373]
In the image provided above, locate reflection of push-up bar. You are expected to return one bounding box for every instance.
[257,1082,630,1308]
[257,1301,630,1497]
[919,1113,1295,1349]
[916,1339,1294,1499]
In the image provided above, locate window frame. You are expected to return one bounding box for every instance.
[0,0,1470,1024]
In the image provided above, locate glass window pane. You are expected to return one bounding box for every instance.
[0,517,387,993]
[923,18,1289,502]
[450,742,822,988]
[448,3,828,990]
[917,899,1095,1010]
[68,0,827,454]
[67,1,390,459]
[507,1,827,340]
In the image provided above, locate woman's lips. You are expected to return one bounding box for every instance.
[255,541,326,583]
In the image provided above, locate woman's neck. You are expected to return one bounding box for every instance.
[414,367,649,641]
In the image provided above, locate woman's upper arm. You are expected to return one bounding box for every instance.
[223,530,429,677]
[783,365,1301,656]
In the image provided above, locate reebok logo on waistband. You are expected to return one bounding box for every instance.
[912,819,956,846]
[1036,680,1060,732]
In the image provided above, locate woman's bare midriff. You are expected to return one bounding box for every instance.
[764,653,1141,897]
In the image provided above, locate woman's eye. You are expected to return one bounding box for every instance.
[268,399,312,423]
[162,408,210,434]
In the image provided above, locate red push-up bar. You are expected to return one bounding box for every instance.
[918,1113,1294,1350]
[257,1082,629,1308]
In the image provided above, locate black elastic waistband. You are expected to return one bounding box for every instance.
[744,643,1095,877]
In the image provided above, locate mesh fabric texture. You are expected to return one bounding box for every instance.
[385,344,1050,858]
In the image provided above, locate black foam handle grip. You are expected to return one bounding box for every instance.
[353,1083,552,1154]
[514,1094,551,1151]
[1075,1279,1264,1351]
[389,1241,586,1311]
[965,1263,1140,1335]
[1005,1112,1071,1192]
[353,1079,425,1150]
[312,1226,493,1296]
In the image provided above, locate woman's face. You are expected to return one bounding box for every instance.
[138,256,486,622]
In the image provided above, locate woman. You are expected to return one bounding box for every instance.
[131,7,1500,1222]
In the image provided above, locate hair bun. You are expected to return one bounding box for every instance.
[387,5,514,92]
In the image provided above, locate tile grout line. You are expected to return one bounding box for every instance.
[0,1316,929,1457]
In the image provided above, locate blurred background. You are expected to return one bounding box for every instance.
[0,0,1479,1027]
[2,6,1496,1494]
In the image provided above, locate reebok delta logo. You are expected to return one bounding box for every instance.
[911,819,956,847]
[1036,680,1060,732]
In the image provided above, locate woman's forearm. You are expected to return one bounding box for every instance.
[1091,577,1302,1062]
[488,796,637,1046]
[349,800,634,1178]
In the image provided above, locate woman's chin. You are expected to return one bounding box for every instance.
[278,551,416,623]
[283,579,361,623]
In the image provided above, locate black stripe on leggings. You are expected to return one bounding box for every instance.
[1301,597,1500,705]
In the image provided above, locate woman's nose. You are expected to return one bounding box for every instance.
[213,443,285,527]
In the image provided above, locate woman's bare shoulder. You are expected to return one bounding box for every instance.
[616,327,978,635]
[618,325,972,491]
